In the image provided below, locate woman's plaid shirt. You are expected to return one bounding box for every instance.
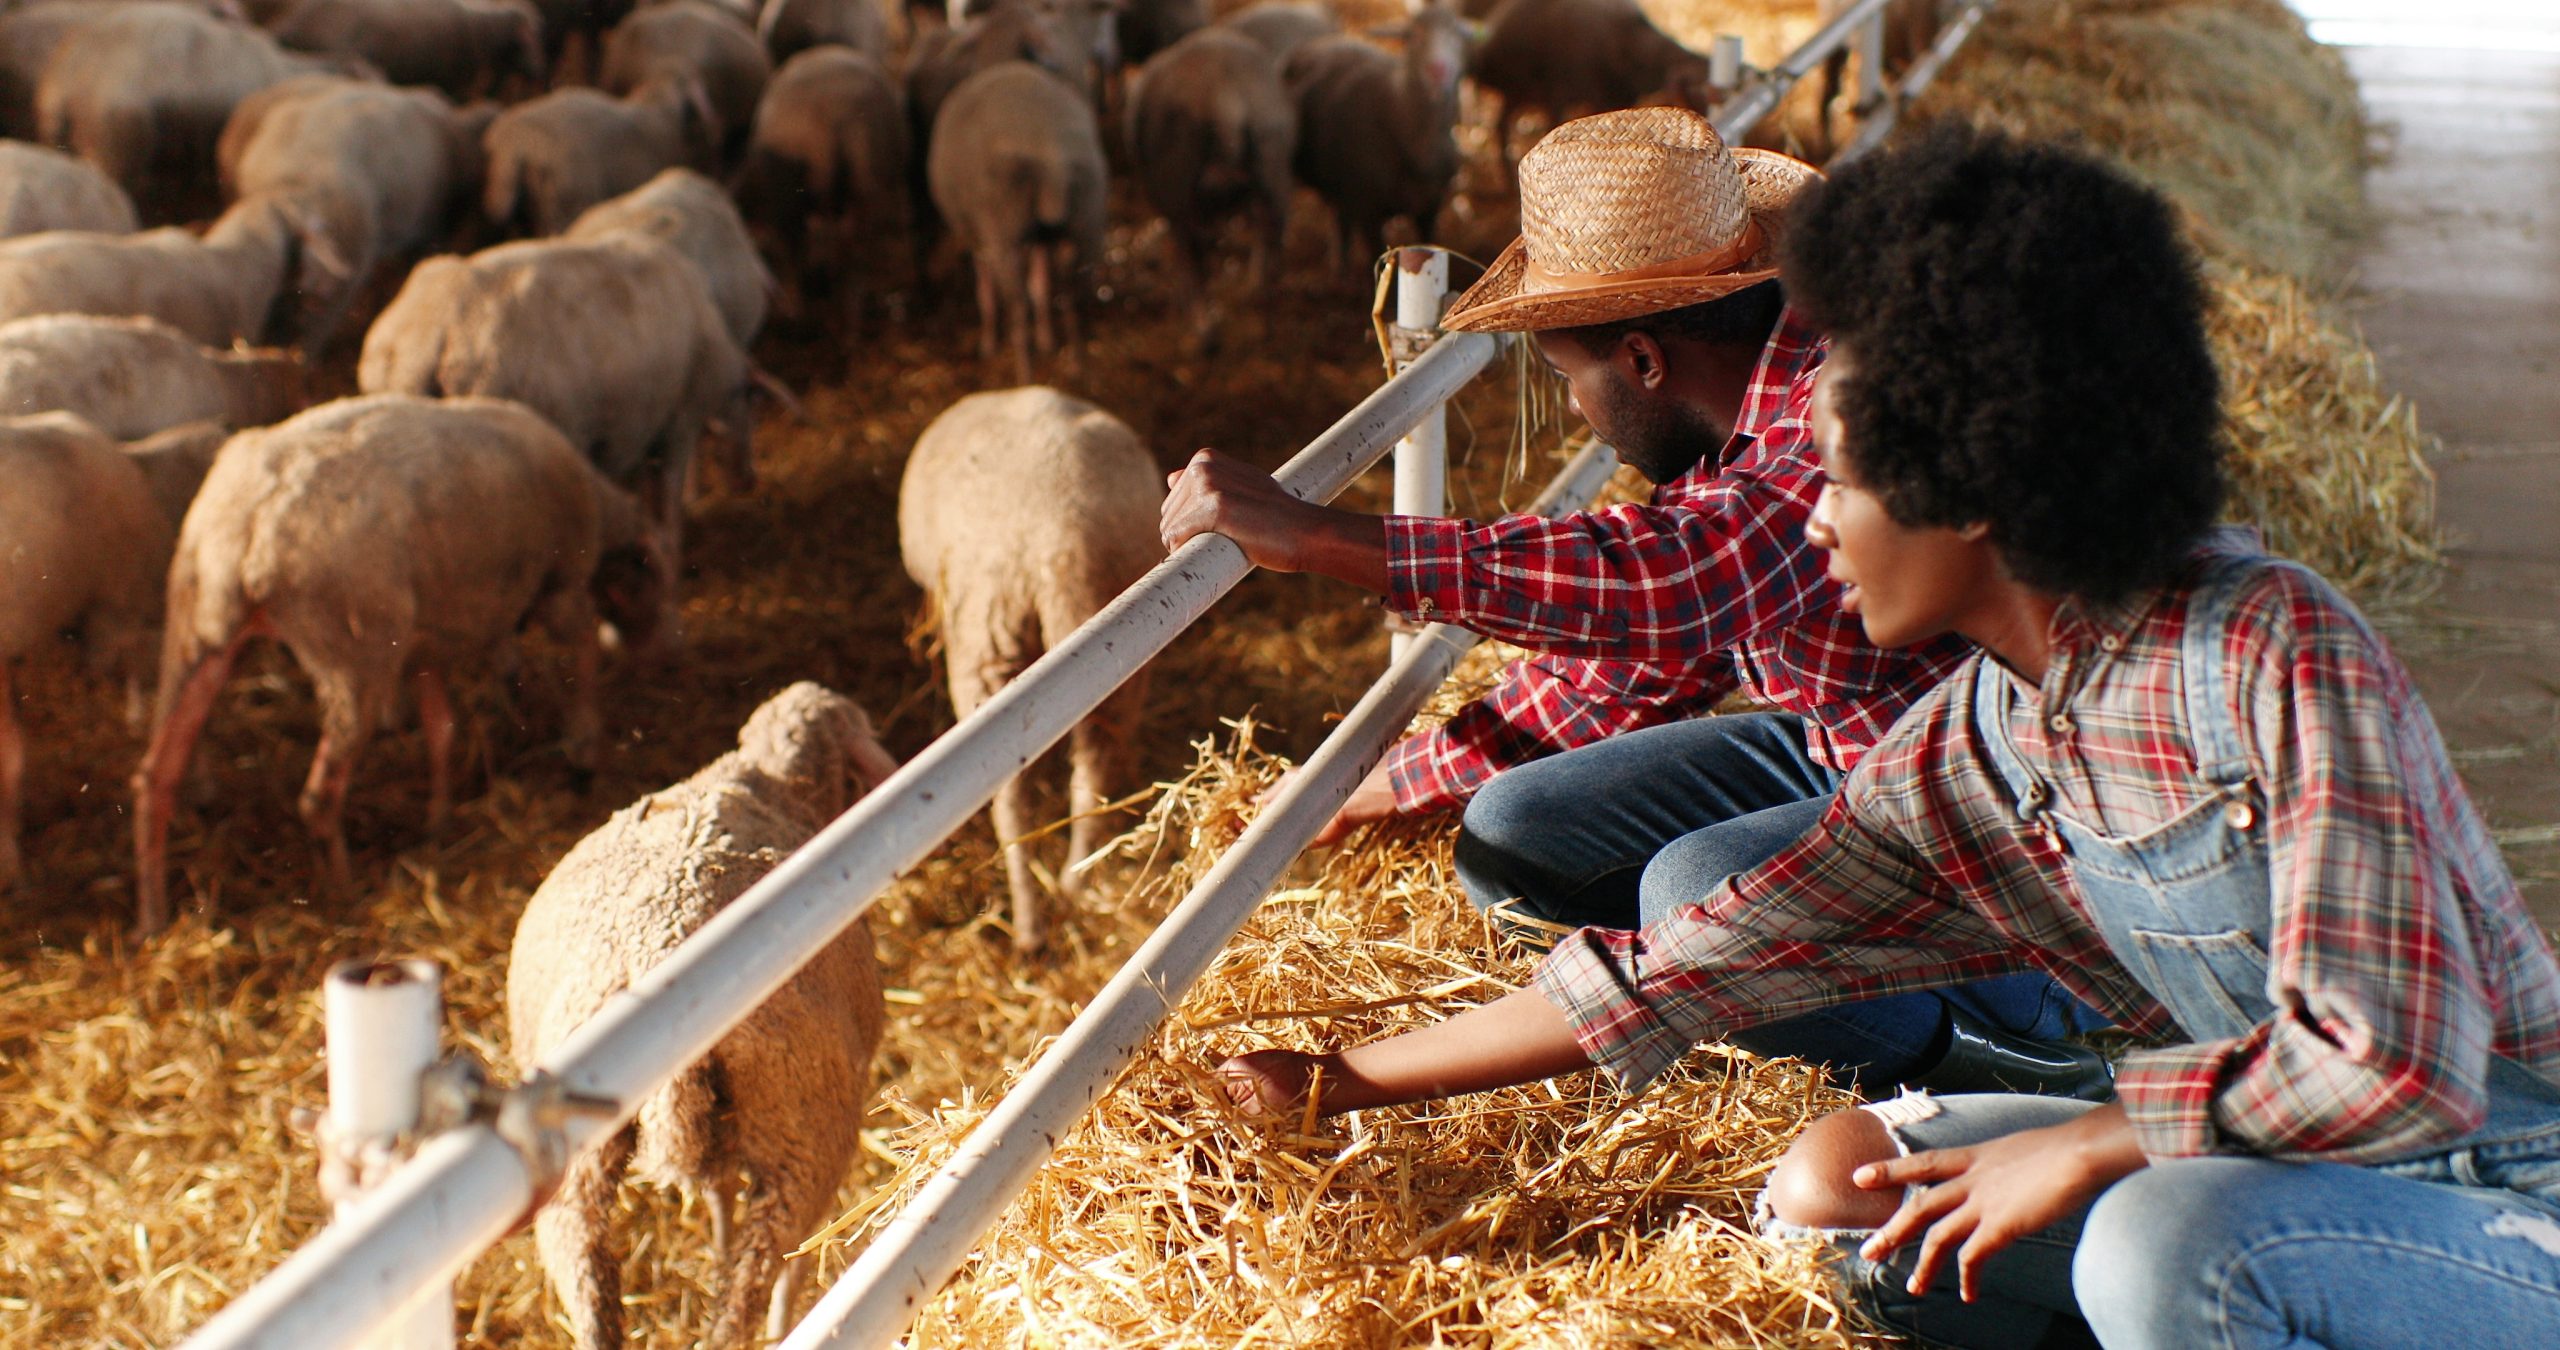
[1377,309,1973,814]
[1534,551,2560,1164]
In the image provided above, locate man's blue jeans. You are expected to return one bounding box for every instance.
[1453,713,2107,1088]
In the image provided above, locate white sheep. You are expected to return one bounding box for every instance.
[898,386,1164,953]
[564,165,772,350]
[0,313,302,438]
[0,193,333,347]
[0,411,172,890]
[0,138,138,239]
[481,77,720,239]
[507,680,895,1350]
[131,393,673,934]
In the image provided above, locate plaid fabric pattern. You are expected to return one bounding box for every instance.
[1536,551,2560,1164]
[1380,309,1973,813]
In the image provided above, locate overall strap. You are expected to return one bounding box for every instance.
[2177,528,2285,791]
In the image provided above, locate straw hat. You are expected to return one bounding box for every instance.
[1443,107,1821,333]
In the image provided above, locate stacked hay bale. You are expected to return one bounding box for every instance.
[821,2,2445,1347]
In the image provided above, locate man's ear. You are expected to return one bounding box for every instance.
[1619,331,1668,390]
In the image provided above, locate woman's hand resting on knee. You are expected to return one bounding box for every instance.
[1854,1103,2148,1303]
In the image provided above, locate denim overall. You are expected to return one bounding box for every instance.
[1822,548,2560,1348]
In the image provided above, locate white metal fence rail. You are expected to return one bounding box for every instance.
[175,0,1983,1342]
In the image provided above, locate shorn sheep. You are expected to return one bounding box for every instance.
[1283,0,1469,276]
[0,313,302,438]
[1125,26,1295,356]
[507,681,896,1350]
[481,77,720,238]
[0,193,338,348]
[926,62,1107,384]
[131,393,672,934]
[564,165,772,350]
[0,412,175,891]
[0,139,138,239]
[899,386,1164,953]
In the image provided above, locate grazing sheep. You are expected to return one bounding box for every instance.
[927,62,1106,383]
[755,0,887,62]
[1283,0,1468,275]
[0,193,331,346]
[507,681,895,1350]
[1470,0,1716,181]
[1115,0,1205,69]
[131,393,673,934]
[481,77,720,238]
[32,2,365,223]
[908,0,1100,135]
[0,1,161,140]
[1217,0,1337,63]
[599,0,772,160]
[898,386,1163,953]
[0,139,138,238]
[0,314,301,437]
[565,166,771,350]
[122,419,230,531]
[1816,0,1941,153]
[735,44,908,332]
[219,77,492,353]
[528,0,638,78]
[0,412,173,892]
[357,232,750,547]
[266,0,545,102]
[1125,27,1293,355]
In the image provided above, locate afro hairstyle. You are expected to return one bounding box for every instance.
[1779,124,2227,605]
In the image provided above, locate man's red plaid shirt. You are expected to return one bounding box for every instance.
[1379,308,1974,814]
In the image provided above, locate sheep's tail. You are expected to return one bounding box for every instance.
[630,1057,723,1190]
[481,141,529,235]
[1020,153,1073,234]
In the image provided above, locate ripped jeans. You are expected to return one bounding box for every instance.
[1763,1093,2560,1349]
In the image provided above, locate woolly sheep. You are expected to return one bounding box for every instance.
[736,45,908,334]
[0,193,330,346]
[927,63,1106,384]
[599,0,772,160]
[219,77,492,353]
[0,412,171,891]
[266,0,546,102]
[0,314,301,437]
[755,0,888,63]
[565,166,772,350]
[131,393,672,934]
[1217,0,1338,63]
[357,232,751,549]
[0,139,138,238]
[507,681,895,1349]
[1125,26,1294,355]
[481,77,721,237]
[1471,0,1716,181]
[898,386,1164,953]
[1283,0,1468,275]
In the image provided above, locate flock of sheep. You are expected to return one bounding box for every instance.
[0,0,1865,1341]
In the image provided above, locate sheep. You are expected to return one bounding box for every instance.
[1470,0,1716,183]
[0,412,172,892]
[1816,0,1942,154]
[599,0,773,161]
[898,386,1164,953]
[0,314,301,437]
[908,0,1102,137]
[1283,0,1468,276]
[356,232,750,550]
[734,44,908,334]
[122,419,230,531]
[755,0,888,63]
[1217,0,1337,63]
[1115,0,1206,69]
[927,63,1106,384]
[0,139,138,238]
[527,0,638,80]
[1125,27,1294,356]
[31,2,367,223]
[506,681,895,1350]
[565,166,771,351]
[131,393,673,934]
[218,77,493,353]
[0,193,333,347]
[481,77,720,238]
[265,0,546,102]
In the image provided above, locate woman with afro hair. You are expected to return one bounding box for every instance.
[1213,125,2560,1347]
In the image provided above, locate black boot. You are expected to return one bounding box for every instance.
[1909,1010,2116,1102]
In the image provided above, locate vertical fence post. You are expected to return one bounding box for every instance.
[323,959,452,1350]
[1854,6,1888,114]
[1390,247,1449,662]
[1711,34,1744,94]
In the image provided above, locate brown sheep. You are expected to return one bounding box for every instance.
[0,412,172,891]
[1470,0,1717,183]
[735,44,908,334]
[1217,0,1338,64]
[0,193,335,347]
[564,166,772,351]
[898,386,1164,953]
[481,77,721,238]
[1125,26,1295,355]
[1283,0,1468,276]
[130,393,672,933]
[266,0,546,102]
[0,138,138,238]
[927,62,1106,383]
[755,0,889,63]
[599,0,772,161]
[507,681,895,1350]
[356,232,750,551]
[0,314,301,437]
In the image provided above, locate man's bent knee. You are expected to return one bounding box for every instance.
[1762,1106,1904,1232]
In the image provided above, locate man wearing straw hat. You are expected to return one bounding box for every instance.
[1160,107,2109,1100]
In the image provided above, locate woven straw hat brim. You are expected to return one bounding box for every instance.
[1443,148,1822,333]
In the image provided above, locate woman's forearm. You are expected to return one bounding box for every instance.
[1317,986,1595,1113]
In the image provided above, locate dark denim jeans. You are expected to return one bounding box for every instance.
[1454,714,2107,1088]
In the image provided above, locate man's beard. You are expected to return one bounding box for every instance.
[1594,379,1722,485]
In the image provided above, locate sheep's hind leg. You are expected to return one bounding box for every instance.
[133,630,254,934]
[535,1127,632,1350]
[298,667,388,897]
[414,668,455,837]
